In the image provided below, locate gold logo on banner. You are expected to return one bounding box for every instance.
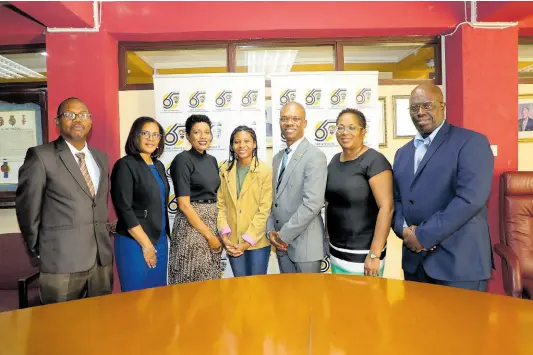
[189,91,206,109]
[164,124,187,147]
[330,88,347,106]
[215,90,232,108]
[210,122,222,147]
[168,194,178,215]
[279,89,296,106]
[314,119,337,143]
[241,90,258,108]
[162,92,180,110]
[356,88,372,105]
[165,162,172,179]
[305,89,322,107]
[321,255,331,273]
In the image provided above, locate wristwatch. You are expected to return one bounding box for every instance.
[369,252,380,260]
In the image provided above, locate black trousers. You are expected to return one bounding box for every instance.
[39,261,113,304]
[404,264,487,292]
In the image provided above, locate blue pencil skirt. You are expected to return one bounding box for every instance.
[115,233,169,292]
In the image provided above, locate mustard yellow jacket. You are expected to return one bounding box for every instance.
[216,159,272,250]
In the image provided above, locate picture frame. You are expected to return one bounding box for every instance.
[378,96,387,148]
[0,86,48,208]
[518,94,533,142]
[393,95,417,139]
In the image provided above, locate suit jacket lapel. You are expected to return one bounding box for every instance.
[411,122,450,186]
[239,159,259,198]
[272,150,283,194]
[276,139,308,198]
[223,165,238,207]
[89,147,106,197]
[155,160,170,199]
[56,138,92,198]
[403,142,415,184]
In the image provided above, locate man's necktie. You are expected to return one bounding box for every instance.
[276,147,292,191]
[76,152,95,197]
[414,137,430,173]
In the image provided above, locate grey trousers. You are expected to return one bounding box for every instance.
[277,251,321,274]
[39,261,113,304]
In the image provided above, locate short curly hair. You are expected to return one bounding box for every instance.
[185,114,212,135]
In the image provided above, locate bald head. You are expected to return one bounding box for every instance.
[279,101,307,146]
[411,84,444,102]
[409,84,446,136]
[281,101,306,119]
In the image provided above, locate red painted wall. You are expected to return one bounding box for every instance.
[46,31,119,221]
[102,1,464,40]
[0,6,44,45]
[445,25,519,295]
[46,31,119,161]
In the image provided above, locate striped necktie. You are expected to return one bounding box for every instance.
[276,148,291,191]
[76,153,95,197]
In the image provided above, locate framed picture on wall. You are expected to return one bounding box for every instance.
[518,95,533,142]
[0,86,48,208]
[378,96,387,148]
[393,95,417,139]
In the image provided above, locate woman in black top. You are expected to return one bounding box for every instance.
[325,108,393,277]
[168,114,222,284]
[111,116,170,291]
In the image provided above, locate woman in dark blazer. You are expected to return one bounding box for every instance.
[110,116,170,292]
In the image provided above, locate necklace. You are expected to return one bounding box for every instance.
[341,145,365,162]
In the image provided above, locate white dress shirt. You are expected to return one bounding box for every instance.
[277,136,305,181]
[65,140,100,194]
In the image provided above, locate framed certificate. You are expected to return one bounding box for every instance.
[378,96,387,147]
[393,95,418,138]
[0,87,48,208]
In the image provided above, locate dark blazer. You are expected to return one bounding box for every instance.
[16,137,112,274]
[392,121,494,282]
[518,117,533,131]
[110,154,170,244]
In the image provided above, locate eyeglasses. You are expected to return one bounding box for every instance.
[334,125,362,134]
[280,116,303,123]
[409,101,442,113]
[60,112,91,120]
[139,131,162,140]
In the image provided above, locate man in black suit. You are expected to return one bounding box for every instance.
[519,107,533,131]
[16,97,113,304]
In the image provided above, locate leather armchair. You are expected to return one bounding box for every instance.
[0,233,40,312]
[496,172,533,299]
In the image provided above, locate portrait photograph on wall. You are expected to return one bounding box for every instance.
[518,96,533,142]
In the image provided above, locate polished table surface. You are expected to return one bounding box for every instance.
[1,274,532,355]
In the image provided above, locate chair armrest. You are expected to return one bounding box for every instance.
[18,271,40,309]
[494,243,522,298]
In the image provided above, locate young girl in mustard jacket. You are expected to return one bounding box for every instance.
[217,126,272,276]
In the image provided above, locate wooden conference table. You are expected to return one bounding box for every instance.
[0,274,532,355]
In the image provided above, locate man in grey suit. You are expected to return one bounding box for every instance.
[16,97,113,304]
[267,101,327,273]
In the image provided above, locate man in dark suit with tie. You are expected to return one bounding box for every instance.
[392,84,494,292]
[16,97,113,304]
[518,106,533,131]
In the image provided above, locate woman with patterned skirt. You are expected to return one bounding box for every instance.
[325,109,393,277]
[168,114,223,284]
